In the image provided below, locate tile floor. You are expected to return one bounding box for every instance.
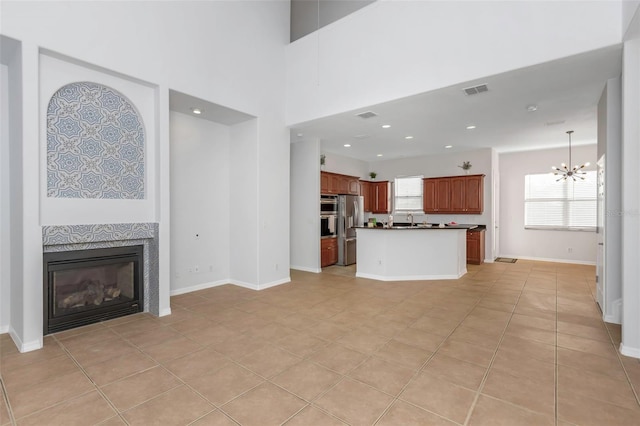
[1,260,640,425]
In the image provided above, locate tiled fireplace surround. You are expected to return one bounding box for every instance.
[42,223,161,325]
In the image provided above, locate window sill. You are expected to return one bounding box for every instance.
[524,226,596,232]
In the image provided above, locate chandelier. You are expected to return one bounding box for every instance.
[551,130,590,181]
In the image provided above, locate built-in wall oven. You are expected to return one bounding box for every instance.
[321,195,338,238]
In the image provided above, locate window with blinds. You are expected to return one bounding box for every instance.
[524,171,597,231]
[394,176,424,212]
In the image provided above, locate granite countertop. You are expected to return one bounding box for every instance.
[357,223,486,230]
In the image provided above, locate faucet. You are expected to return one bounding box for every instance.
[407,213,414,227]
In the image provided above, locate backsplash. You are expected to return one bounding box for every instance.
[46,81,145,199]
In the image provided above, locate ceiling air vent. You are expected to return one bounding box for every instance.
[463,84,489,96]
[355,111,378,119]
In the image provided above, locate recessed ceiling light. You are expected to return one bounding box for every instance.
[526,105,538,112]
[377,154,383,157]
[381,124,391,129]
[191,108,202,115]
[405,136,414,140]
[343,144,351,147]
[466,125,476,130]
[445,145,453,149]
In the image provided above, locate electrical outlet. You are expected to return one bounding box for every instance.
[378,260,382,265]
[188,267,193,273]
[275,263,279,271]
[567,248,573,253]
[194,265,199,273]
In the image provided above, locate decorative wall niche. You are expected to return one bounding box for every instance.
[47,81,145,199]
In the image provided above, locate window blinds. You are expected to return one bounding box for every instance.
[394,176,423,211]
[524,171,597,230]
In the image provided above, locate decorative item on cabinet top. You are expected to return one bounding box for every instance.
[320,171,360,195]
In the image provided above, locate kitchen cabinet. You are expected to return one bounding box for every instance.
[423,174,484,214]
[360,181,372,212]
[321,237,338,267]
[361,180,390,213]
[423,178,451,213]
[466,229,485,265]
[321,171,360,195]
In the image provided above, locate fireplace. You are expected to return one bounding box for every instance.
[43,245,144,334]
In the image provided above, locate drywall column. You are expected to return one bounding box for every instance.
[597,77,623,323]
[12,42,43,352]
[229,119,259,288]
[156,85,171,316]
[290,136,321,272]
[621,10,640,358]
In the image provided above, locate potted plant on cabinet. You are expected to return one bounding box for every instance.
[458,161,472,174]
[369,172,377,180]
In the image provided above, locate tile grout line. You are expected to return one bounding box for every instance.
[462,265,529,426]
[0,376,16,426]
[51,333,132,426]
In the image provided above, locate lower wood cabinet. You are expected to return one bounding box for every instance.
[321,237,338,267]
[466,229,485,265]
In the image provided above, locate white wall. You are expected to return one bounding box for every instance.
[597,77,623,323]
[291,138,322,272]
[229,119,259,288]
[321,151,369,180]
[169,111,230,294]
[0,0,290,350]
[499,145,598,264]
[621,4,640,358]
[0,63,10,332]
[286,1,622,126]
[368,149,494,262]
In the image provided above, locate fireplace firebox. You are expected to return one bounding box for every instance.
[43,245,144,334]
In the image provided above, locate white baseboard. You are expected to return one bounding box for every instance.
[171,277,291,295]
[604,298,622,324]
[355,271,466,281]
[10,327,42,353]
[229,277,291,291]
[291,265,321,273]
[620,343,640,359]
[159,307,172,317]
[498,254,596,266]
[257,276,291,290]
[170,279,230,296]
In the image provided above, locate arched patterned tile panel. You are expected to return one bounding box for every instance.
[47,82,145,199]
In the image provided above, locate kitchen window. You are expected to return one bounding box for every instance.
[524,171,596,231]
[394,176,423,212]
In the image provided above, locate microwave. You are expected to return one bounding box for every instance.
[321,214,337,238]
[321,195,338,214]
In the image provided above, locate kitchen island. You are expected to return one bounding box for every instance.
[356,225,474,281]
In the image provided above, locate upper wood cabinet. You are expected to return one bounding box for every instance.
[423,174,484,214]
[360,181,373,212]
[361,180,390,213]
[321,171,360,195]
[423,178,451,213]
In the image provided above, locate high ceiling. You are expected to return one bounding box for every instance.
[291,46,622,162]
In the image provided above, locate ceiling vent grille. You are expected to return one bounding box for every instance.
[355,111,378,119]
[463,84,489,96]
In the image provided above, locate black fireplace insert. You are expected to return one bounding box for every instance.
[43,245,144,334]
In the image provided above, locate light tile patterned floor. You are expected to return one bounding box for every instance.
[1,260,640,425]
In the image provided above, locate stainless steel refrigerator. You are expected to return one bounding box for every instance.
[337,195,364,266]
